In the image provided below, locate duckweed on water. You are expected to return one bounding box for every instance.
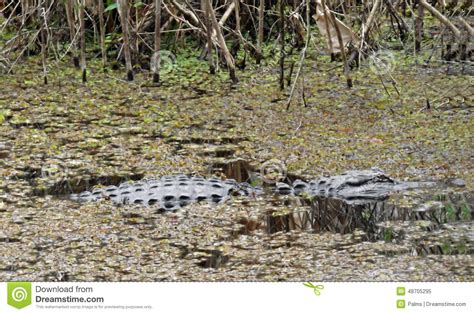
[0,53,472,281]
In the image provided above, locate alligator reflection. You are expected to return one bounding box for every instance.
[263,192,472,242]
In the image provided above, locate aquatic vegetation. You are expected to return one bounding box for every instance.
[0,40,472,281]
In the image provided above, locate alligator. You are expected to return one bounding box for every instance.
[70,169,418,210]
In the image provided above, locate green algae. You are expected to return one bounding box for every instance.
[0,46,472,281]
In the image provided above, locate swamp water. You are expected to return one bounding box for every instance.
[0,58,472,281]
[0,158,472,281]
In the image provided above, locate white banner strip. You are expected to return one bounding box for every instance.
[0,282,472,313]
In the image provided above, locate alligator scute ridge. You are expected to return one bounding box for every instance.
[70,169,409,210]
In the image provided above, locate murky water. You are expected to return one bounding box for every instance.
[1,159,472,281]
[1,129,473,282]
[0,57,472,281]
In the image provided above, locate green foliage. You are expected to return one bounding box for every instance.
[441,241,467,255]
[10,114,29,125]
[105,2,118,12]
[445,204,456,222]
[460,205,471,220]
[133,1,145,8]
[104,33,120,44]
[104,1,144,12]
[249,176,262,187]
[383,228,394,242]
[456,242,467,254]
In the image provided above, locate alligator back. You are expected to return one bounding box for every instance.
[71,169,401,209]
[70,174,259,210]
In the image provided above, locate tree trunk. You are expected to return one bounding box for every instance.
[458,17,474,37]
[327,1,352,88]
[65,0,79,68]
[256,0,264,64]
[419,0,461,39]
[218,2,236,27]
[415,1,424,52]
[98,0,106,69]
[152,0,162,83]
[279,0,285,90]
[331,21,352,88]
[286,0,311,110]
[20,0,28,25]
[205,0,238,83]
[363,0,381,32]
[117,0,134,81]
[79,0,86,82]
[203,0,215,74]
[362,0,381,42]
[39,1,48,85]
[234,0,241,34]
